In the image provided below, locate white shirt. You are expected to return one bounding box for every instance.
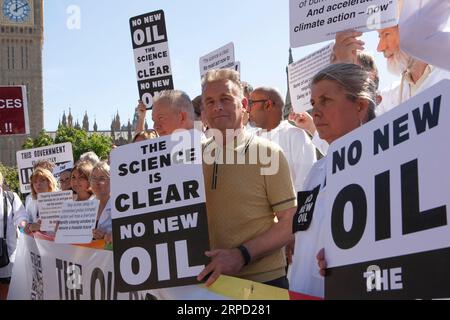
[377,66,450,115]
[400,0,450,71]
[25,195,39,223]
[96,198,112,234]
[257,121,317,191]
[288,158,327,298]
[0,189,28,278]
[312,131,329,156]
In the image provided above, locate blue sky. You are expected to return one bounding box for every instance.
[43,0,404,131]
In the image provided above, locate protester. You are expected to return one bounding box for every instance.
[58,168,72,192]
[25,168,59,234]
[90,161,112,241]
[249,86,316,191]
[197,69,297,289]
[71,161,95,201]
[0,171,28,300]
[333,25,450,115]
[134,90,195,137]
[132,129,158,143]
[400,0,450,72]
[289,63,377,298]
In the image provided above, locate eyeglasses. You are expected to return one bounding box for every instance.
[248,99,269,107]
[90,176,109,183]
[248,99,269,112]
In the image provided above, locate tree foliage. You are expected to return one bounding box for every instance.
[0,163,21,198]
[22,127,113,162]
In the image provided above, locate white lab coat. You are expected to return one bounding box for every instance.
[377,67,450,115]
[288,158,327,298]
[257,121,317,191]
[0,189,28,278]
[400,0,450,71]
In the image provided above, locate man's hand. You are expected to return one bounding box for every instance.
[289,112,316,136]
[332,30,365,64]
[285,239,295,265]
[92,229,106,240]
[135,100,147,119]
[316,248,327,277]
[197,248,245,287]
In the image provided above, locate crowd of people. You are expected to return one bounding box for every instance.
[0,0,448,299]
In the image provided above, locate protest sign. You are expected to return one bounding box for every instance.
[0,86,30,136]
[200,42,236,78]
[288,42,333,113]
[38,191,74,232]
[55,200,100,244]
[16,143,73,194]
[324,80,450,299]
[130,10,174,109]
[8,235,314,300]
[110,130,209,291]
[52,161,74,181]
[290,0,398,47]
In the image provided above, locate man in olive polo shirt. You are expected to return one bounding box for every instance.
[197,69,297,289]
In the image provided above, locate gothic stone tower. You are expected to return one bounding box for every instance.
[0,0,44,166]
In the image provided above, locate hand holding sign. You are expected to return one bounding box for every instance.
[332,30,365,64]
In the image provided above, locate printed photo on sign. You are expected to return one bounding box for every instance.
[199,42,236,78]
[324,80,450,300]
[55,200,100,244]
[0,86,30,136]
[290,0,399,47]
[16,143,74,194]
[110,130,209,291]
[38,191,73,232]
[130,10,174,109]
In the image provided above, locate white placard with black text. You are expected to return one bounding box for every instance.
[16,143,73,194]
[289,42,333,113]
[290,0,398,47]
[200,42,236,78]
[324,80,450,299]
[110,129,209,292]
[130,10,174,109]
[38,191,74,232]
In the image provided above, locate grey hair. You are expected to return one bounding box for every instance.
[79,151,100,166]
[312,63,377,122]
[356,51,380,90]
[253,87,285,109]
[154,90,195,121]
[91,161,110,178]
[202,69,244,100]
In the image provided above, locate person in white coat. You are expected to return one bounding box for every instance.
[333,15,450,115]
[400,0,450,72]
[0,172,28,300]
[289,63,377,298]
[249,87,317,192]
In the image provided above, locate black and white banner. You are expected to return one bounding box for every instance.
[130,10,174,109]
[324,80,450,299]
[110,130,209,292]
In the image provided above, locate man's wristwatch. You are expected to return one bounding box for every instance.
[237,245,251,266]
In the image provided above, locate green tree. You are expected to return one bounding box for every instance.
[55,126,112,161]
[21,127,113,163]
[22,130,54,149]
[0,163,21,198]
